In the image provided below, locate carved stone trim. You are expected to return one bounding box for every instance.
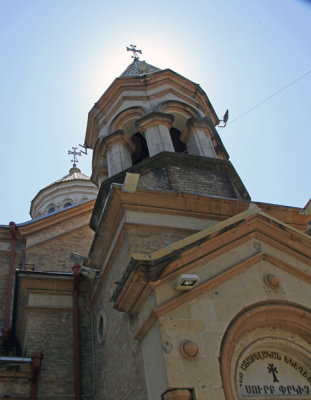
[101,130,135,156]
[136,112,174,133]
[220,303,311,400]
[181,118,213,142]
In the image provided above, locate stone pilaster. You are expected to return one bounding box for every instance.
[181,119,217,158]
[102,130,134,177]
[136,112,175,156]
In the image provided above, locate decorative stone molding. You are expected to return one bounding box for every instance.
[264,273,280,288]
[180,339,198,360]
[136,112,174,132]
[220,303,311,400]
[159,100,201,121]
[181,118,217,158]
[136,112,175,156]
[110,106,146,133]
[101,130,135,156]
[181,118,211,139]
[163,389,192,400]
[30,167,98,219]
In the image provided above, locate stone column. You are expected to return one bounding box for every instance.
[102,130,134,177]
[136,112,175,157]
[181,119,217,158]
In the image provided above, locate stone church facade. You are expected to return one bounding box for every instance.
[0,55,310,400]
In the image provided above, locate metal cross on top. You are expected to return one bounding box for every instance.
[68,146,82,167]
[126,44,142,60]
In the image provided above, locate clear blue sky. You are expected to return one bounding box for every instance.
[1,0,310,224]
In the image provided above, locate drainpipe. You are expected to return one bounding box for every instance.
[2,222,17,342]
[72,264,81,400]
[30,352,44,400]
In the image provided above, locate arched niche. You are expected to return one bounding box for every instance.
[220,302,311,400]
[108,107,150,168]
[109,107,146,136]
[159,100,202,133]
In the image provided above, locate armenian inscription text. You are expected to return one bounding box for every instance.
[237,350,311,397]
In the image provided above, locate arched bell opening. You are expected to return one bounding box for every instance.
[131,132,150,165]
[170,127,187,154]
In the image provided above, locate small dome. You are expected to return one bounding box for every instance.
[120,59,161,78]
[55,167,91,182]
[30,167,98,219]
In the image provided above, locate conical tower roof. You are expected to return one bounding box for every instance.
[120,59,161,78]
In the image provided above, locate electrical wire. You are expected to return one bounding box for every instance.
[229,68,311,125]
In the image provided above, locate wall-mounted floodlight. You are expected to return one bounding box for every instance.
[70,251,98,281]
[175,274,200,291]
[71,251,88,265]
[218,109,229,128]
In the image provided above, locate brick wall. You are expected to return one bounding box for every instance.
[90,238,148,400]
[79,307,94,398]
[25,225,94,272]
[26,309,75,399]
[91,152,250,231]
[128,226,194,254]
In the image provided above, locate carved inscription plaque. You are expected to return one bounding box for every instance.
[236,350,311,397]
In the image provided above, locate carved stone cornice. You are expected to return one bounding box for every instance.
[101,130,135,156]
[181,118,213,142]
[136,112,174,133]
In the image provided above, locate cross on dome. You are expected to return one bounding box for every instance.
[68,146,82,167]
[126,44,142,60]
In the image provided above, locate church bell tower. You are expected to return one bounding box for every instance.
[85,47,249,229]
[82,48,311,400]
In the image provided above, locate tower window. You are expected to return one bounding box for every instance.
[170,128,187,153]
[48,206,55,214]
[131,132,149,165]
[64,202,72,208]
